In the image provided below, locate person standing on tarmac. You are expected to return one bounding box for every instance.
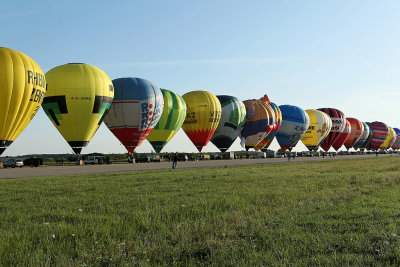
[172,153,178,169]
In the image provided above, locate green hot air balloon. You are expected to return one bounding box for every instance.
[147,89,186,153]
[211,95,246,152]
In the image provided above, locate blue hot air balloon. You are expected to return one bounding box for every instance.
[276,105,310,151]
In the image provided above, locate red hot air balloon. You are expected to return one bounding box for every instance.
[344,118,364,150]
[104,78,164,154]
[332,119,351,151]
[317,108,346,151]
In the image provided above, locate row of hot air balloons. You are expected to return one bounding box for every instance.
[1,46,400,156]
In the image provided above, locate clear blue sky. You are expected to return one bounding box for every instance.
[2,0,400,155]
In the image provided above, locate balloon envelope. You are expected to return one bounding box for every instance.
[391,128,400,150]
[344,118,364,150]
[364,123,374,150]
[43,63,114,154]
[210,95,246,152]
[317,108,346,152]
[104,77,164,154]
[0,47,46,155]
[380,127,396,150]
[353,122,370,150]
[182,90,221,152]
[276,105,310,152]
[368,121,389,150]
[240,98,271,150]
[300,109,332,151]
[147,89,186,153]
[332,119,351,151]
[254,102,282,151]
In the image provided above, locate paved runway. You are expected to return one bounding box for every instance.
[0,154,397,179]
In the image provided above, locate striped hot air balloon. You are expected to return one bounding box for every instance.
[147,89,186,153]
[353,122,370,150]
[332,119,351,151]
[344,118,364,150]
[182,90,221,152]
[391,128,400,150]
[317,108,346,152]
[254,102,282,152]
[240,98,271,150]
[210,95,246,152]
[275,105,310,152]
[368,121,389,150]
[300,109,332,151]
[104,77,164,154]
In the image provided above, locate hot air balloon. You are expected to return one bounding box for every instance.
[43,63,113,154]
[0,47,46,155]
[344,118,364,150]
[317,108,346,152]
[368,121,389,150]
[275,105,310,151]
[254,102,282,152]
[391,128,400,150]
[332,119,351,151]
[240,97,271,150]
[380,127,396,150]
[182,90,221,152]
[388,127,397,150]
[146,89,186,153]
[364,122,374,150]
[300,109,332,151]
[210,95,246,152]
[104,78,163,154]
[353,122,370,150]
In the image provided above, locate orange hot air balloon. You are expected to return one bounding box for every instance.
[254,102,281,152]
[344,118,364,150]
[181,90,221,152]
[240,98,270,150]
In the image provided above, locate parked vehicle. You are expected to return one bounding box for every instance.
[23,157,43,167]
[265,150,276,158]
[150,155,161,162]
[3,159,24,168]
[253,152,266,158]
[84,156,104,165]
[221,152,235,160]
[135,156,151,163]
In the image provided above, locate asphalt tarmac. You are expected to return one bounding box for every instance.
[0,154,396,179]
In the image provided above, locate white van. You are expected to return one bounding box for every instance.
[84,156,104,165]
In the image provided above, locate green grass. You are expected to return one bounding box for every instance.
[1,157,400,266]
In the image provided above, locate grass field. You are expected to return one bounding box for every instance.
[1,157,400,265]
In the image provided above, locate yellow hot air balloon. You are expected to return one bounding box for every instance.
[43,63,114,154]
[380,127,396,150]
[182,90,221,152]
[0,47,46,155]
[300,109,332,151]
[147,88,186,153]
